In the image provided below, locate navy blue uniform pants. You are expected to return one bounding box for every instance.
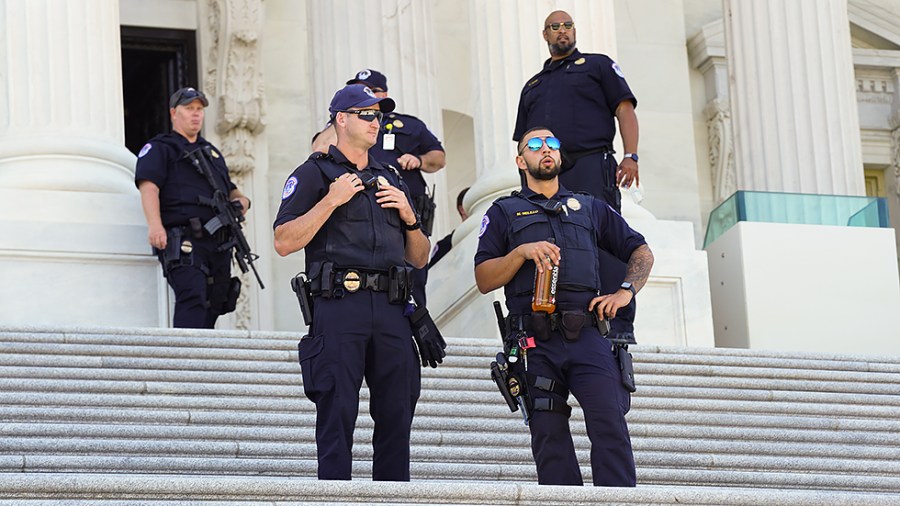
[298,291,421,481]
[526,325,636,486]
[560,151,636,339]
[164,238,232,329]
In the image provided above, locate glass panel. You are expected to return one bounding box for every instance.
[704,191,891,248]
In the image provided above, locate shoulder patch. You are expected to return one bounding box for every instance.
[138,143,152,158]
[612,61,625,78]
[282,176,298,200]
[478,214,490,238]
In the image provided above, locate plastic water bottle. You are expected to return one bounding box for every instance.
[623,182,644,204]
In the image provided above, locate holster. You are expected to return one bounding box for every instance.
[388,265,412,304]
[614,344,637,393]
[319,262,335,298]
[219,276,241,315]
[413,193,436,236]
[158,227,192,275]
[290,272,314,326]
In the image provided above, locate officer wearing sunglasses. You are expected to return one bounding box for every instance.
[312,69,446,310]
[475,127,653,487]
[135,87,252,328]
[274,84,432,481]
[513,9,642,346]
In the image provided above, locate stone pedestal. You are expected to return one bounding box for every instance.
[0,0,165,327]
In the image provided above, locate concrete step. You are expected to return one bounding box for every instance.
[2,325,900,498]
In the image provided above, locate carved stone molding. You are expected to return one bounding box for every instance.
[205,0,266,178]
[203,0,267,330]
[704,98,736,205]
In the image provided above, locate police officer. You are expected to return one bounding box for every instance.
[274,84,431,481]
[475,127,653,487]
[313,69,446,307]
[135,87,251,329]
[513,10,641,343]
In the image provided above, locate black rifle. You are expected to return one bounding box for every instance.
[185,146,265,289]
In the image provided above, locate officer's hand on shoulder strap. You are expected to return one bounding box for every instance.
[327,173,365,206]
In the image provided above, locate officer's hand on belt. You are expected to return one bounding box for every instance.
[589,289,634,321]
[376,183,417,226]
[327,173,365,206]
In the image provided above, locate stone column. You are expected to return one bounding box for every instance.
[723,0,865,195]
[0,0,165,327]
[307,0,451,234]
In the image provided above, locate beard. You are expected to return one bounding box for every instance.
[548,39,576,57]
[527,156,561,181]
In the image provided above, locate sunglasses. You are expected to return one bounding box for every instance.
[338,109,383,123]
[521,136,561,154]
[545,21,574,32]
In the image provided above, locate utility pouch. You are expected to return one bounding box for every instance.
[388,265,412,304]
[290,272,315,326]
[530,311,551,341]
[219,276,241,314]
[560,311,586,342]
[319,262,335,298]
[414,192,437,236]
[615,345,637,393]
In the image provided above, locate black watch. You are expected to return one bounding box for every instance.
[620,281,636,297]
[403,220,421,231]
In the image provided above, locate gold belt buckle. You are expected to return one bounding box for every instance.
[342,270,361,293]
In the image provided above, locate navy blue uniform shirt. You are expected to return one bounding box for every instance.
[512,50,636,153]
[369,112,444,198]
[134,132,236,228]
[475,185,646,314]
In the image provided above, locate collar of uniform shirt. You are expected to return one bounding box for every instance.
[328,144,379,171]
[542,48,582,70]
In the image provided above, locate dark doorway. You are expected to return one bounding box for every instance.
[121,26,199,155]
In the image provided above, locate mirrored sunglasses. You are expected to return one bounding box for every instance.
[545,21,574,32]
[525,136,561,152]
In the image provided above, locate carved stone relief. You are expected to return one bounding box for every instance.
[203,0,267,329]
[704,98,736,205]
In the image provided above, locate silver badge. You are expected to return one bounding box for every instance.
[566,197,581,211]
[377,176,390,188]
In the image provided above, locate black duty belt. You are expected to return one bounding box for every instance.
[310,269,390,294]
[507,311,599,331]
[563,145,614,166]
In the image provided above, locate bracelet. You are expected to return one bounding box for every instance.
[403,220,421,231]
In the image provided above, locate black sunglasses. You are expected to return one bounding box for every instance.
[337,109,383,123]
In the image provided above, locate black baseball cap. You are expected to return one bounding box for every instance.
[169,87,209,108]
[346,68,388,92]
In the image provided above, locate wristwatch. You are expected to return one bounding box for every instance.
[620,281,636,297]
[403,220,421,231]
[623,153,639,162]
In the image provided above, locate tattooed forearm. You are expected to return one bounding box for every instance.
[624,244,654,293]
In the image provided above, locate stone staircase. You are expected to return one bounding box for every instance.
[0,325,899,504]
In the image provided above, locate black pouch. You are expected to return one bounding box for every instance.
[388,265,412,304]
[560,311,586,342]
[220,276,241,314]
[530,312,551,341]
[615,345,637,393]
[414,193,437,236]
[319,262,335,298]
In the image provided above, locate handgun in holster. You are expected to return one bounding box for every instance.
[290,272,315,326]
[157,227,192,275]
[388,265,412,304]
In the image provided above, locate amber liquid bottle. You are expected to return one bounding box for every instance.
[532,238,558,313]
